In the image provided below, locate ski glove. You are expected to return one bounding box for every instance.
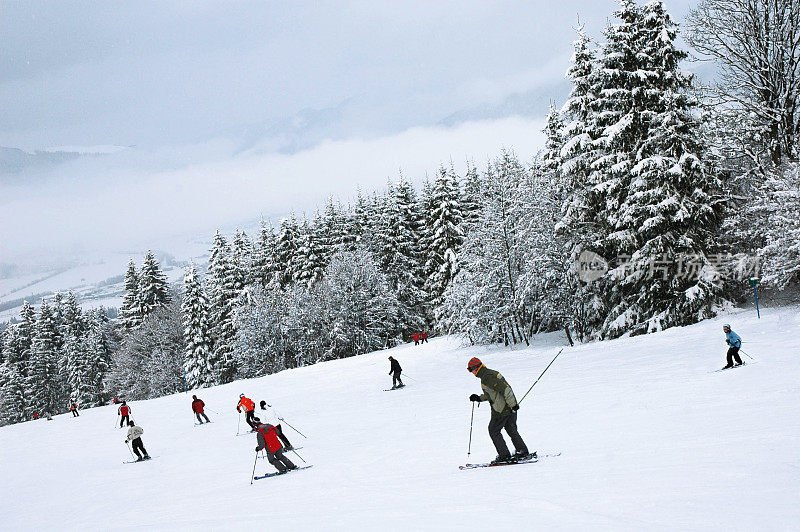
[512,405,519,411]
[469,394,482,402]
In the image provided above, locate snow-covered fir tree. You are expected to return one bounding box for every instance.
[182,263,216,389]
[293,218,326,288]
[379,174,425,331]
[276,215,300,287]
[27,300,63,415]
[138,251,171,318]
[231,229,253,289]
[120,260,143,329]
[592,0,723,337]
[207,233,238,383]
[251,220,279,288]
[424,164,464,311]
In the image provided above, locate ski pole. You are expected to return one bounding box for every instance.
[289,447,307,463]
[125,441,136,459]
[206,407,220,415]
[279,418,307,439]
[740,349,755,361]
[467,402,475,458]
[115,414,119,429]
[250,451,259,485]
[402,373,417,382]
[237,411,241,436]
[519,348,564,404]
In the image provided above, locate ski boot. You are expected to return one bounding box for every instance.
[490,455,513,465]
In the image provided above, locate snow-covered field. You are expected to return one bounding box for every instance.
[1,307,798,530]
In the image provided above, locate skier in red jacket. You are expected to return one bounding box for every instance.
[192,395,210,424]
[118,401,131,427]
[412,333,420,345]
[237,394,257,430]
[421,331,429,344]
[69,403,79,417]
[254,418,297,474]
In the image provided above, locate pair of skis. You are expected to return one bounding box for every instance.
[253,465,313,480]
[459,451,561,470]
[383,384,406,391]
[123,456,155,464]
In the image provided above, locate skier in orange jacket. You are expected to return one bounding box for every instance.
[237,394,257,430]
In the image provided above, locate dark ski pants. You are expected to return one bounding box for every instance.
[120,415,129,427]
[727,347,743,366]
[195,412,210,423]
[275,424,293,449]
[71,410,79,417]
[267,448,296,473]
[488,411,528,458]
[131,437,149,459]
[392,372,403,388]
[245,410,257,430]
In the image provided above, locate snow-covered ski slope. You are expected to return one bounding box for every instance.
[2,307,798,530]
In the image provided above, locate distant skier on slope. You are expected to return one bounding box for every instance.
[412,333,420,346]
[192,395,210,424]
[722,324,744,369]
[254,417,297,474]
[118,401,131,427]
[421,331,428,344]
[69,403,79,417]
[388,356,404,389]
[467,357,530,464]
[259,400,294,450]
[125,420,151,461]
[237,394,257,430]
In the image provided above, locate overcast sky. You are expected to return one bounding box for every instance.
[0,0,697,266]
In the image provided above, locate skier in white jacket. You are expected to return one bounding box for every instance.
[259,400,294,450]
[125,420,150,461]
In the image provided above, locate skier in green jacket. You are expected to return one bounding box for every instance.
[468,357,530,464]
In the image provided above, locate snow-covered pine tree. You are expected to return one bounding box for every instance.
[27,300,62,416]
[84,311,112,406]
[318,197,348,264]
[231,229,253,289]
[381,174,426,331]
[460,162,483,232]
[120,260,143,329]
[595,0,724,337]
[293,218,325,288]
[276,215,300,287]
[207,233,238,383]
[0,326,28,423]
[138,251,171,318]
[251,220,279,288]
[424,164,464,312]
[182,263,216,389]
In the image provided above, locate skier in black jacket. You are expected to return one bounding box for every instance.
[388,356,403,389]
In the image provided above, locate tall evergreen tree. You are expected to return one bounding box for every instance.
[276,215,300,287]
[27,300,62,415]
[120,260,142,329]
[424,164,464,310]
[139,251,171,318]
[182,264,216,389]
[251,220,279,288]
[207,233,238,383]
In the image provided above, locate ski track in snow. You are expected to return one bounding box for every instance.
[1,307,799,530]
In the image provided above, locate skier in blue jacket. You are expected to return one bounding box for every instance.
[722,324,743,369]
